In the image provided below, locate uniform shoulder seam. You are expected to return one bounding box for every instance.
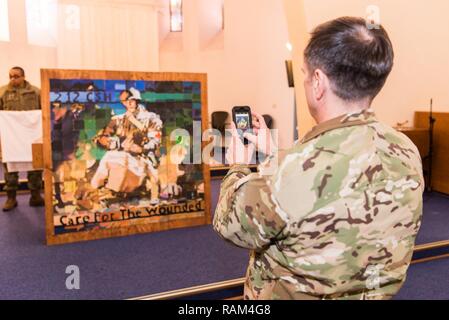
[0,85,8,96]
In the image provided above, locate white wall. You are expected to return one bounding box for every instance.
[57,0,160,72]
[302,0,449,127]
[2,0,295,147]
[0,0,161,87]
[0,0,57,88]
[3,0,447,144]
[159,0,295,149]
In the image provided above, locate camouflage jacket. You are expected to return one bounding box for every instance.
[0,81,41,111]
[214,109,424,300]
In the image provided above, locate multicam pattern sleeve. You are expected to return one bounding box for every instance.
[214,109,425,300]
[213,162,289,251]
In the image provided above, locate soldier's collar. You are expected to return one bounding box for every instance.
[301,108,378,143]
[7,80,30,90]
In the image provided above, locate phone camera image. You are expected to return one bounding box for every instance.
[232,106,252,145]
[236,113,250,130]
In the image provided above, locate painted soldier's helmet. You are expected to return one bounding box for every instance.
[127,87,142,101]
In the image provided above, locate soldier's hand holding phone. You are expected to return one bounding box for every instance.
[226,106,255,165]
[242,112,277,157]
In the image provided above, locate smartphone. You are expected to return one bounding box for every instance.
[232,106,253,145]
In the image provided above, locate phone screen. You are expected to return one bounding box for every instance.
[235,112,251,131]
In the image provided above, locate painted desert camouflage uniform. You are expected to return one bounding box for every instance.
[214,108,424,300]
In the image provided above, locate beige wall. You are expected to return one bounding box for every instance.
[302,0,449,127]
[0,0,161,87]
[159,0,295,149]
[2,0,295,148]
[0,0,57,88]
[283,0,313,138]
[56,0,160,72]
[2,0,448,143]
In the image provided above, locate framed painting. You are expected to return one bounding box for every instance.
[40,69,210,245]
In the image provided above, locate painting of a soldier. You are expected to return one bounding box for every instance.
[47,75,207,239]
[91,88,162,205]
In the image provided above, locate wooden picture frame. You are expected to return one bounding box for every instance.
[41,69,211,245]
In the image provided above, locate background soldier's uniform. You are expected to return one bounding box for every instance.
[0,81,43,193]
[214,109,424,300]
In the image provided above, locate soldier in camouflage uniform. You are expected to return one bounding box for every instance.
[92,88,162,202]
[214,17,424,300]
[0,67,44,211]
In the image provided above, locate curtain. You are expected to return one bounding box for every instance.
[57,0,161,72]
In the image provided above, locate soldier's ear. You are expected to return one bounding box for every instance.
[313,69,326,100]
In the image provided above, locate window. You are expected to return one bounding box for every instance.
[0,0,10,42]
[170,0,183,32]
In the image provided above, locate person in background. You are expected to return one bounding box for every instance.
[0,67,44,211]
[214,17,424,300]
